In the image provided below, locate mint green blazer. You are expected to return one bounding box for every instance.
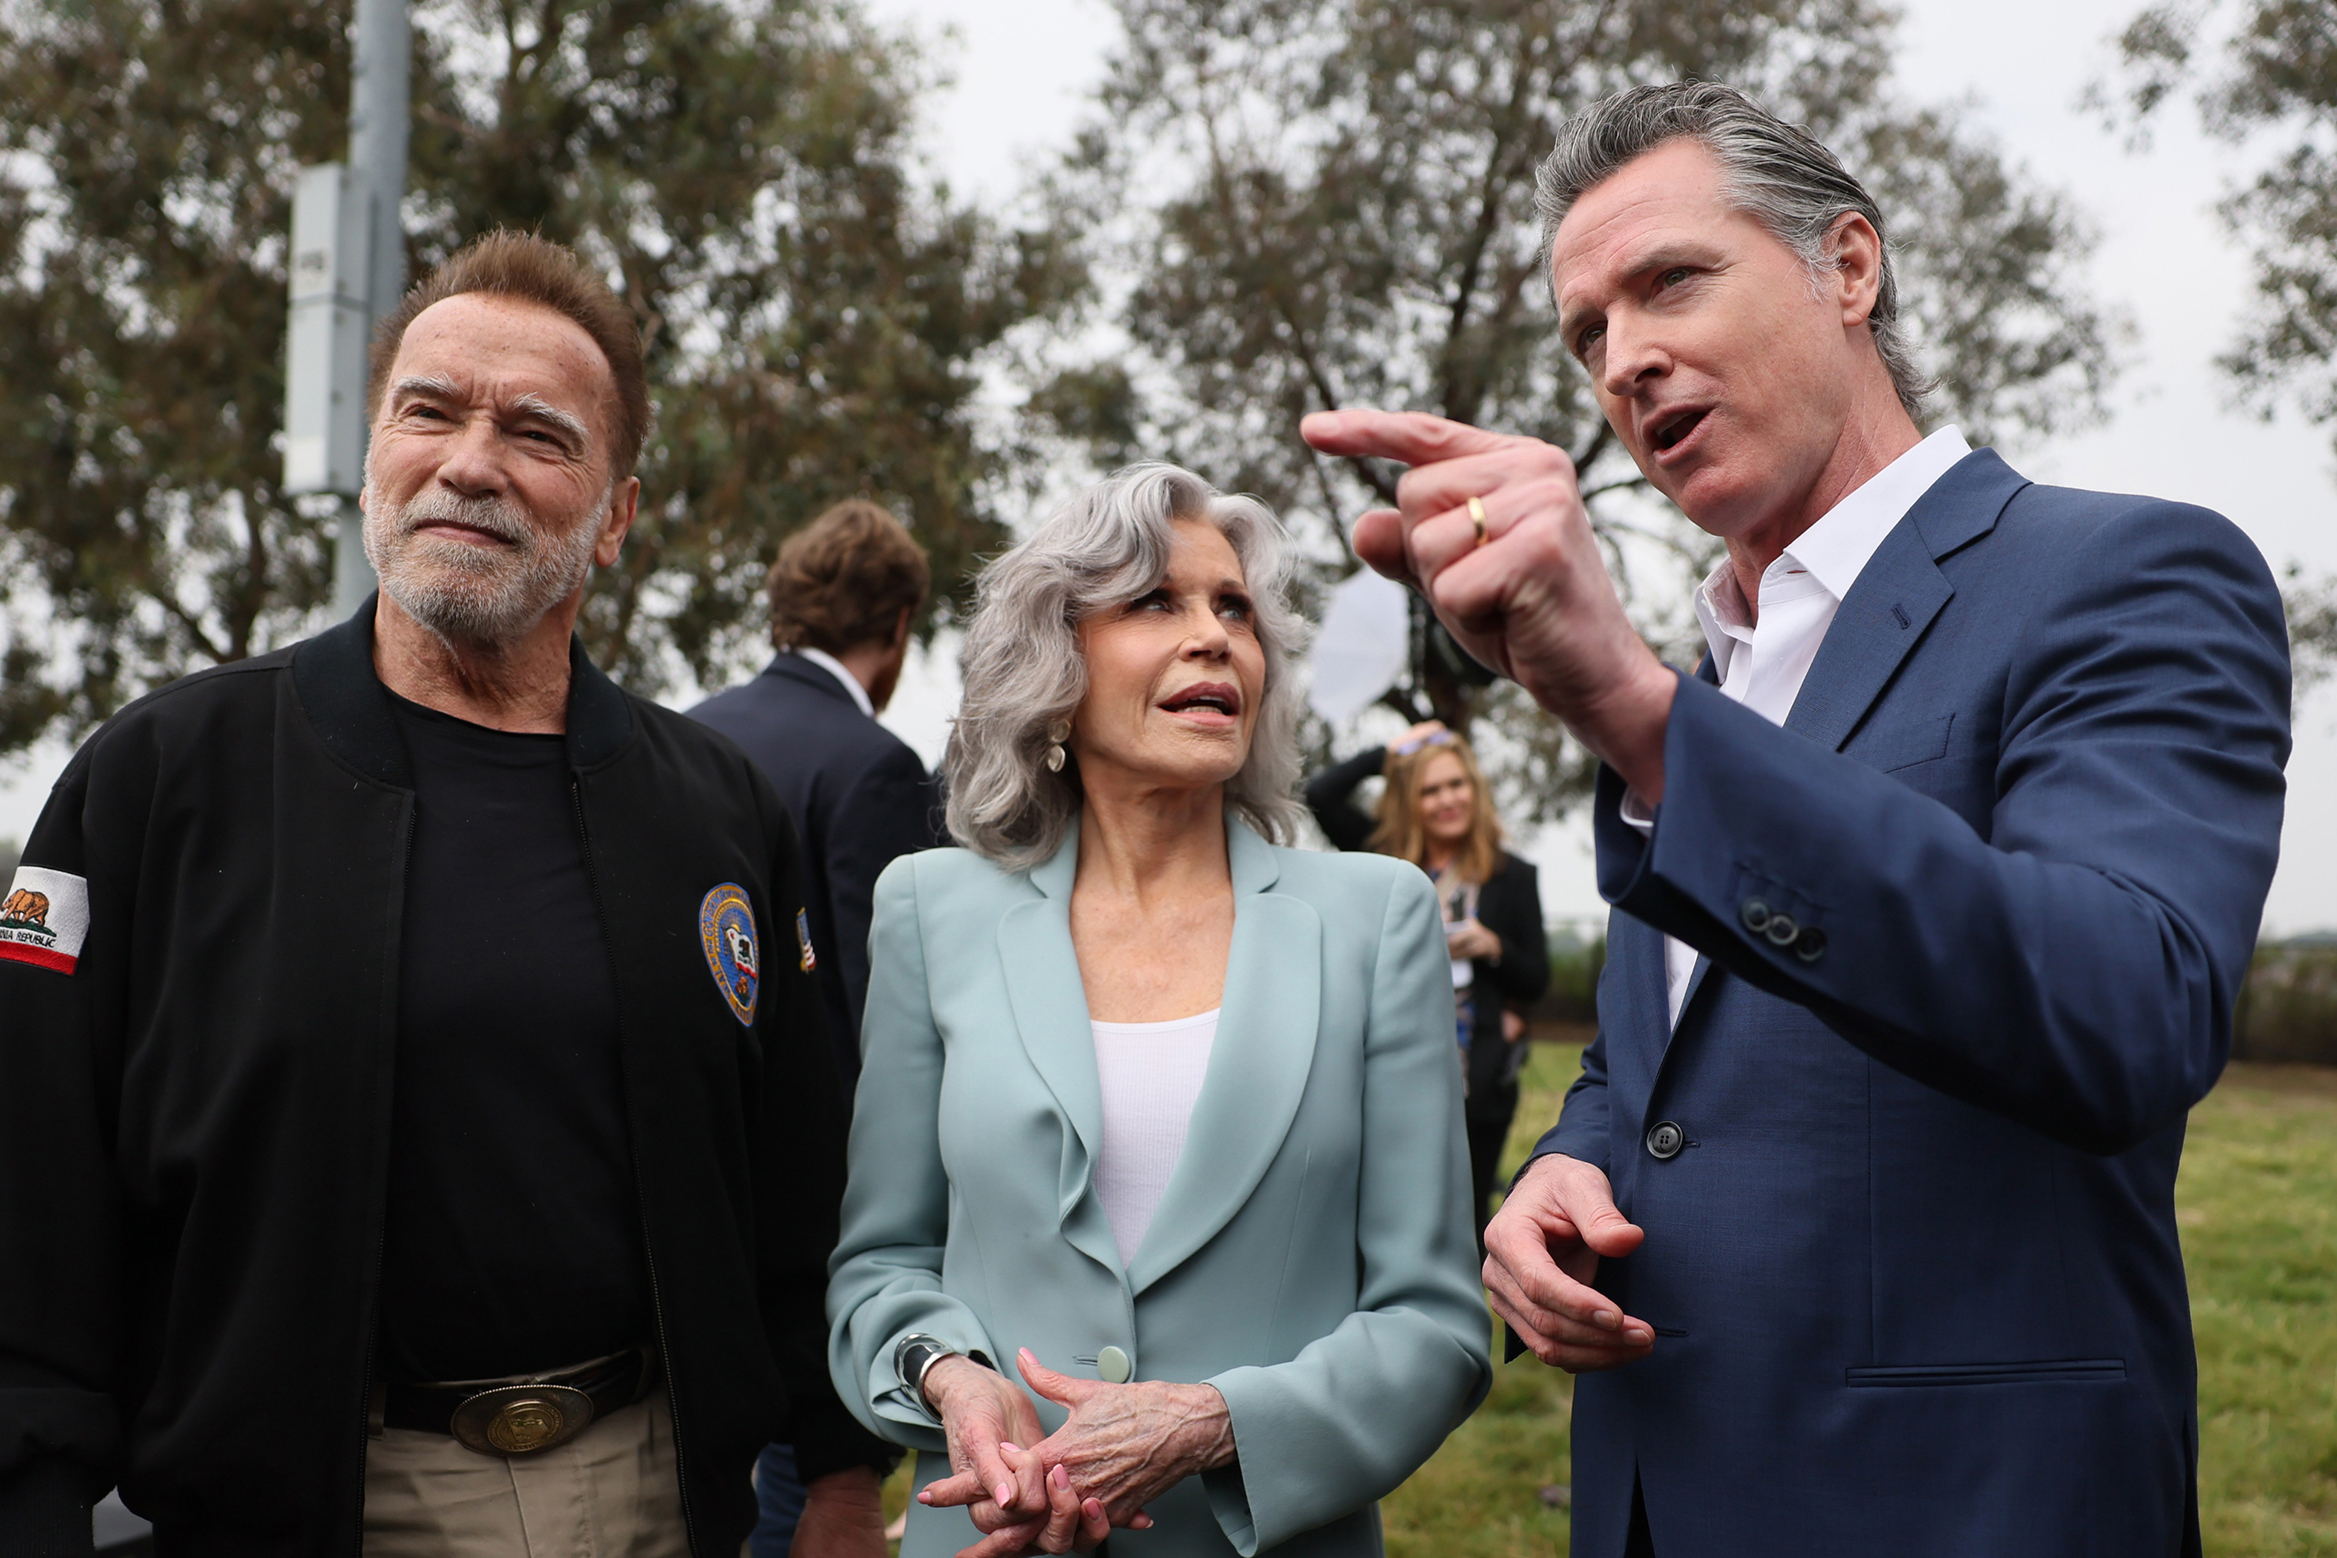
[827,818,1492,1558]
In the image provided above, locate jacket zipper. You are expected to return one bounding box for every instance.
[571,774,701,1556]
[349,802,417,1555]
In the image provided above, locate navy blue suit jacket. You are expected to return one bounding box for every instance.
[689,655,944,1090]
[1533,452,2290,1557]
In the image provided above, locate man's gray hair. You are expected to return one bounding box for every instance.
[944,463,1310,871]
[1535,81,1929,420]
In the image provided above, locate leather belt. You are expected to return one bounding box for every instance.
[382,1345,655,1456]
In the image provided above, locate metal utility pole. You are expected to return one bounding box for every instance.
[283,0,409,616]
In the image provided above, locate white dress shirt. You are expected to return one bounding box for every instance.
[1091,1009,1220,1266]
[1630,425,1973,1028]
[791,645,875,718]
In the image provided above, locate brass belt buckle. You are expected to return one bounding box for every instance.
[448,1383,597,1456]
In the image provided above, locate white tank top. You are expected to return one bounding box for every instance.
[1089,1009,1220,1267]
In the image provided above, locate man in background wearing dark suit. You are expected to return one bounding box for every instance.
[690,498,943,1555]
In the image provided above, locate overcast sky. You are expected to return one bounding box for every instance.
[9,0,2335,934]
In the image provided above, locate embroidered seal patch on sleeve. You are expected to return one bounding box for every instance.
[796,908,817,973]
[699,883,759,1025]
[1,866,91,975]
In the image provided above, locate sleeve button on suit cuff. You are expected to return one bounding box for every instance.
[1794,927,1827,963]
[1763,912,1800,946]
[1739,898,1772,934]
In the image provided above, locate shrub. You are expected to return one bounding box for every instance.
[2235,941,2337,1067]
[1539,933,1606,1025]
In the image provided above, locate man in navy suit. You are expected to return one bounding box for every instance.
[1305,82,2289,1557]
[689,498,941,1554]
[693,499,944,1091]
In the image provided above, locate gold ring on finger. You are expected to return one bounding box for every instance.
[1467,494,1489,548]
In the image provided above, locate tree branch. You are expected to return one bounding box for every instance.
[1189,92,1394,512]
[1434,23,1548,421]
[1376,684,1427,724]
[1311,454,1362,564]
[151,583,228,665]
[226,487,269,661]
[1571,419,1614,473]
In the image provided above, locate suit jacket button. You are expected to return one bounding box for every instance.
[1739,898,1771,933]
[1645,1120,1686,1160]
[1096,1346,1132,1383]
[1764,912,1800,947]
[1795,927,1827,963]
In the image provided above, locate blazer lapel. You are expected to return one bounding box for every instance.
[996,824,1123,1275]
[1668,652,1720,1034]
[1127,821,1321,1295]
[1786,449,2027,752]
[1613,910,1681,1056]
[1671,943,1715,1039]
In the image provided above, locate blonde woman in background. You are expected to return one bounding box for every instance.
[1305,722,1548,1234]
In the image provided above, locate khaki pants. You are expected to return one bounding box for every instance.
[361,1389,688,1558]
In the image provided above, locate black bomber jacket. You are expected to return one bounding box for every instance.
[0,606,890,1557]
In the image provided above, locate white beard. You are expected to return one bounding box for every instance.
[364,484,605,649]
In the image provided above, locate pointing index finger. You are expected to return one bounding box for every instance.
[1300,408,1515,467]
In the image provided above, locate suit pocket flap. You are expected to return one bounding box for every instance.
[1857,713,1955,772]
[1845,1358,2125,1388]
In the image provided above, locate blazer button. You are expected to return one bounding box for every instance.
[1096,1345,1132,1384]
[1764,912,1800,947]
[1740,898,1771,933]
[1795,927,1827,963]
[1644,1120,1686,1160]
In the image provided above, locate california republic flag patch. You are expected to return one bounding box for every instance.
[0,866,90,975]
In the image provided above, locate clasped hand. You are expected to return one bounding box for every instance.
[919,1349,1235,1558]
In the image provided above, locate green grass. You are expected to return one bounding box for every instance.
[1381,1042,2337,1558]
[878,1042,2337,1556]
[2183,1065,2337,1555]
[1381,1038,1584,1558]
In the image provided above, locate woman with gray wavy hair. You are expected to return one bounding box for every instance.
[828,463,1490,1558]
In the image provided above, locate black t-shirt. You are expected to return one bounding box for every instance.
[376,694,649,1382]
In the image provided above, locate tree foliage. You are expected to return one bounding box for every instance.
[1035,0,2125,819]
[0,0,1077,757]
[2284,566,2337,706]
[2104,0,2337,431]
[2101,0,2337,700]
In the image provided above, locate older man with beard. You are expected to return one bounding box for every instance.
[0,231,891,1558]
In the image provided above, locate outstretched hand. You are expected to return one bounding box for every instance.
[1301,409,1676,800]
[1483,1152,1656,1371]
